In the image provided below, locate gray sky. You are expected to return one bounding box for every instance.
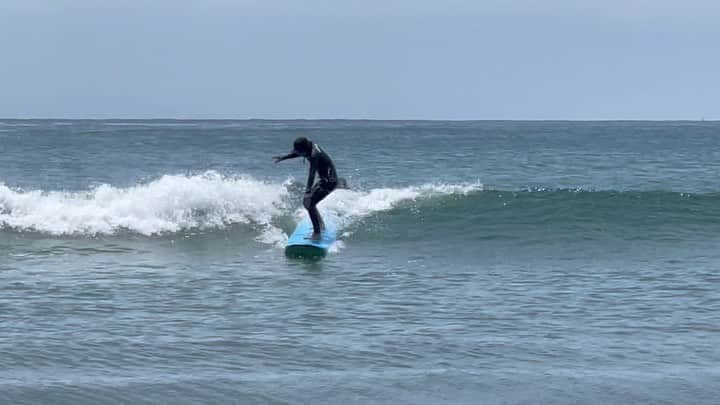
[1,0,718,119]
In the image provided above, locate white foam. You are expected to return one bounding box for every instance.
[0,171,289,236]
[0,175,481,242]
[295,182,483,231]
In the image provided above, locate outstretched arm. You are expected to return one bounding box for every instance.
[272,152,300,163]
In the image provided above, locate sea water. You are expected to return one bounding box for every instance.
[1,120,718,404]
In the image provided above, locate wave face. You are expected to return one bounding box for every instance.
[2,172,719,243]
[348,188,720,244]
[0,172,482,243]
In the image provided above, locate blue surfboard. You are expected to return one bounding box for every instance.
[285,213,337,259]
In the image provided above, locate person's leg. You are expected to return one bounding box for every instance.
[303,182,333,236]
[303,187,324,236]
[305,203,322,236]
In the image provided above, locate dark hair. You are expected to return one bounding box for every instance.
[293,137,312,155]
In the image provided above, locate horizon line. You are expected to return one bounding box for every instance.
[1,117,718,122]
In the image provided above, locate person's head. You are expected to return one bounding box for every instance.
[293,137,313,157]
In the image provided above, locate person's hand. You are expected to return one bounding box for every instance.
[272,156,283,163]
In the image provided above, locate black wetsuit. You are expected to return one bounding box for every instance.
[279,144,338,234]
[302,144,337,233]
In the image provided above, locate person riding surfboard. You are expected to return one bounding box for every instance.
[273,137,338,240]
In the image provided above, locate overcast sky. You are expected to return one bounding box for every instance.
[1,0,718,119]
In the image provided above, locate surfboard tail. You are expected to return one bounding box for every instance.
[285,244,327,259]
[285,211,338,259]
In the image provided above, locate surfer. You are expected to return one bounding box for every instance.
[273,137,338,240]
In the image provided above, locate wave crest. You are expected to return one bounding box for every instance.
[0,172,290,236]
[0,173,482,242]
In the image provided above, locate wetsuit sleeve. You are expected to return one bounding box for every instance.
[276,151,300,162]
[305,161,317,193]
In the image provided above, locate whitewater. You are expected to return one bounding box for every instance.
[0,171,481,241]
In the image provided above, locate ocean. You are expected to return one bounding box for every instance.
[1,120,718,404]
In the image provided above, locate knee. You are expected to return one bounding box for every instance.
[303,196,313,210]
